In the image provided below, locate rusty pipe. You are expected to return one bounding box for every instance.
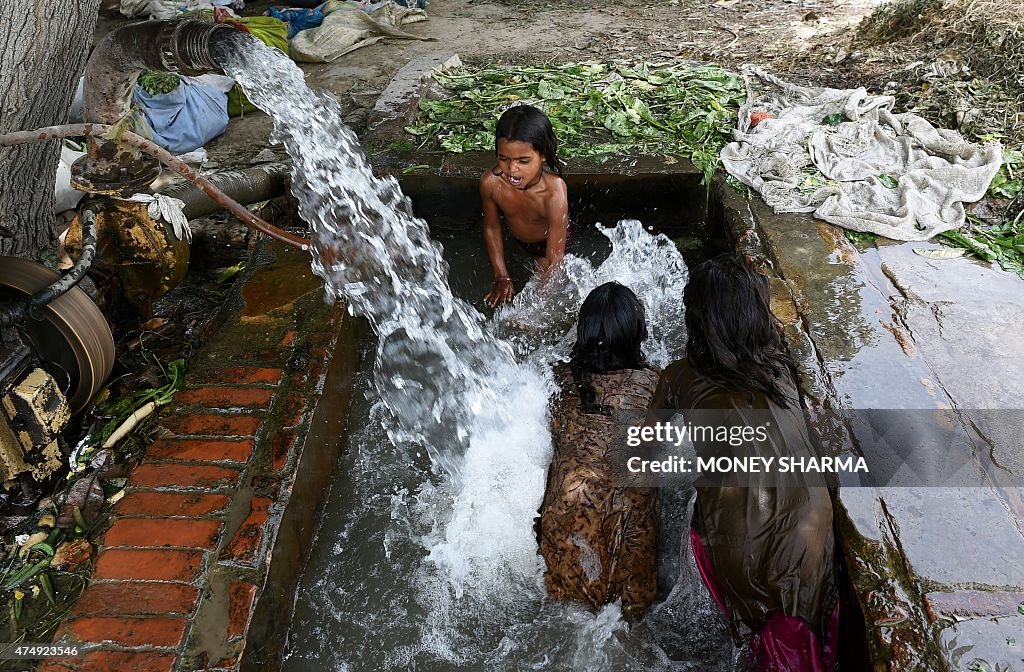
[77,20,236,194]
[159,162,291,221]
[0,124,311,250]
[82,20,232,125]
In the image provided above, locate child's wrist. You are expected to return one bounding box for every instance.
[494,274,511,281]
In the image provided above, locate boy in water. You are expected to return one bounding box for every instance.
[480,105,572,307]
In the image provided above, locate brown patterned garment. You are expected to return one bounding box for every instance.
[538,365,661,621]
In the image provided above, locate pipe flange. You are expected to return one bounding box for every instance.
[70,154,162,197]
[158,20,232,76]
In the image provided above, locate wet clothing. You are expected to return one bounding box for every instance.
[651,359,839,668]
[513,220,576,258]
[538,365,660,621]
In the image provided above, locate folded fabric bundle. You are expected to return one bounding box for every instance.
[720,66,1003,241]
[266,5,326,38]
[290,0,431,63]
[134,75,232,154]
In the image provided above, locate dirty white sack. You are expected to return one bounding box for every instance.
[119,0,242,19]
[720,66,1003,241]
[290,0,431,64]
[54,144,87,213]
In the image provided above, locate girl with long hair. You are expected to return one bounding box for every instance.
[481,105,572,307]
[652,255,840,671]
[537,282,660,620]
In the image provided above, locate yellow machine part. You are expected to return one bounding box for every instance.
[65,200,190,317]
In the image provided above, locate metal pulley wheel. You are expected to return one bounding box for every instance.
[0,257,115,413]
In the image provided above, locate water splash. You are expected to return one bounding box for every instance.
[217,34,732,671]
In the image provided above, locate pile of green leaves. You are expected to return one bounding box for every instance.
[926,147,1024,277]
[405,62,745,183]
[137,70,181,96]
[939,216,1024,277]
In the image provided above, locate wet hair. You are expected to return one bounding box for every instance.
[569,282,648,414]
[494,105,563,177]
[684,254,797,409]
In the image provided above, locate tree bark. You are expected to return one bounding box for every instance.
[0,0,101,259]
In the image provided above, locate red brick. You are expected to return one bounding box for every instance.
[193,367,282,386]
[279,330,297,346]
[62,651,176,672]
[271,430,297,472]
[221,497,271,565]
[104,518,221,549]
[279,392,308,428]
[72,581,200,617]
[65,616,185,648]
[162,413,262,438]
[175,386,274,410]
[146,438,254,464]
[130,463,240,491]
[227,581,257,640]
[116,492,230,518]
[94,548,203,582]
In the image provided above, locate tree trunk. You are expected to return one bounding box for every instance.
[0,0,102,259]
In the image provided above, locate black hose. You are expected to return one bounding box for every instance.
[0,210,98,328]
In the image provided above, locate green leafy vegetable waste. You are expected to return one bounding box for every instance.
[137,70,181,96]
[939,217,1024,279]
[90,359,187,450]
[405,62,746,183]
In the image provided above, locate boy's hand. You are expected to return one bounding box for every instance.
[485,276,514,307]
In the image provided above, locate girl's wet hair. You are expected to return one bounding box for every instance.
[495,105,563,177]
[684,254,796,408]
[570,282,648,414]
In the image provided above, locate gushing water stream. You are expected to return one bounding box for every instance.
[216,35,743,671]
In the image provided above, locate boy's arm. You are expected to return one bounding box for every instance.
[541,179,570,276]
[481,176,513,307]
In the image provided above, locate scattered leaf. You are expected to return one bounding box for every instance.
[877,174,899,189]
[912,247,967,259]
[217,263,245,284]
[51,539,92,571]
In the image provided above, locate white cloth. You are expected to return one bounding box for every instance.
[290,1,430,64]
[720,66,1003,241]
[124,193,192,242]
[119,0,242,19]
[54,144,87,213]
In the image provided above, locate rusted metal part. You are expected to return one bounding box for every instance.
[0,123,311,250]
[76,21,236,195]
[159,162,291,221]
[65,200,189,319]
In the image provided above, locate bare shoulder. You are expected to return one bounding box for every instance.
[543,171,567,195]
[480,166,502,194]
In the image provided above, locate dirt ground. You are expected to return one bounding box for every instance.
[91,0,899,164]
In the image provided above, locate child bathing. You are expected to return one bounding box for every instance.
[481,105,572,307]
[537,282,660,621]
[650,255,839,671]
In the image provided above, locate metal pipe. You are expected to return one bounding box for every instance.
[82,20,233,125]
[159,162,291,221]
[0,211,97,328]
[0,124,311,250]
[77,20,235,194]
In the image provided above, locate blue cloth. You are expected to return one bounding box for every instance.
[133,79,229,155]
[266,6,325,38]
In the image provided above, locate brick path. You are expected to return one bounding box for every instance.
[40,241,355,672]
